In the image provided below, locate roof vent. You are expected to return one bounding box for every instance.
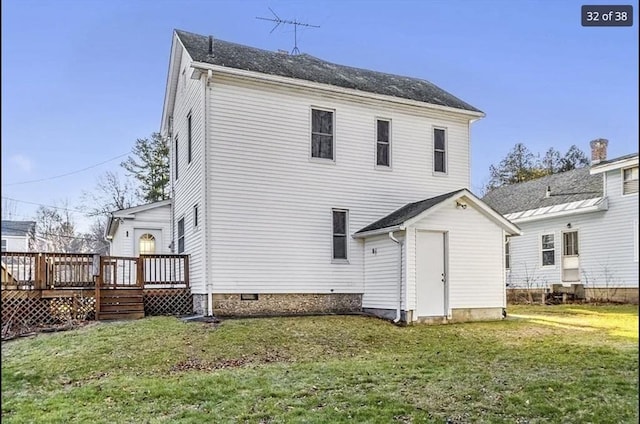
[589,138,608,165]
[208,35,214,55]
[276,49,289,55]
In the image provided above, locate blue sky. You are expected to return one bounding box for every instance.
[2,0,638,231]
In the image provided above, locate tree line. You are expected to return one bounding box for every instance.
[2,133,169,254]
[485,143,590,192]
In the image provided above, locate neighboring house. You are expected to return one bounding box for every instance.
[482,139,639,303]
[105,200,172,257]
[1,220,40,252]
[160,29,521,323]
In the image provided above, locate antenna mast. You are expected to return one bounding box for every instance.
[256,8,319,55]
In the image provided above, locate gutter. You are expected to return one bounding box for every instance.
[388,231,403,323]
[204,69,213,316]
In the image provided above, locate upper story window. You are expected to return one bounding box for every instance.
[541,233,555,266]
[433,128,446,173]
[174,137,179,181]
[193,204,199,228]
[311,108,334,160]
[187,113,193,164]
[1,239,6,252]
[177,218,185,254]
[332,209,348,261]
[623,166,638,195]
[376,119,391,167]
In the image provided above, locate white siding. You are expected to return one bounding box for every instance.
[2,236,29,252]
[363,234,405,309]
[507,170,638,289]
[409,198,505,312]
[171,48,205,293]
[109,205,172,257]
[205,74,473,294]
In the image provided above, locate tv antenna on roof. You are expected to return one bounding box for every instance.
[256,7,319,55]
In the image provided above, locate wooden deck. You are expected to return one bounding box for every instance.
[1,252,191,334]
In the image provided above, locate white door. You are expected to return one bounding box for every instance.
[134,228,163,284]
[562,231,580,282]
[416,231,447,317]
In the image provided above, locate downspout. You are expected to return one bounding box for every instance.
[388,231,402,323]
[204,69,213,316]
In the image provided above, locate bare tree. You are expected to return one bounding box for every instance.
[35,204,89,253]
[80,171,140,217]
[1,198,18,220]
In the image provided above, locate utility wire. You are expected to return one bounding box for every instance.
[2,152,130,186]
[1,197,86,214]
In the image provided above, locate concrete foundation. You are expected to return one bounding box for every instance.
[585,288,639,304]
[449,307,504,322]
[192,294,208,315]
[212,293,362,317]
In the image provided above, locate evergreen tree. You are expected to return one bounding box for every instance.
[121,133,169,203]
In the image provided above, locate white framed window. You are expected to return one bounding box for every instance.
[541,233,555,266]
[622,166,638,195]
[1,239,6,252]
[376,119,391,167]
[187,112,193,164]
[332,209,348,261]
[193,204,199,228]
[177,218,185,254]
[311,108,334,160]
[505,236,511,269]
[174,136,179,181]
[634,221,638,263]
[139,234,156,255]
[433,127,447,173]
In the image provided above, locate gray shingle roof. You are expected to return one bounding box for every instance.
[356,189,466,234]
[481,167,603,215]
[1,220,36,237]
[175,30,482,113]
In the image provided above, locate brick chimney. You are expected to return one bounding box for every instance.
[590,138,608,164]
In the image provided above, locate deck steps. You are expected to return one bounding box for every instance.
[98,288,144,320]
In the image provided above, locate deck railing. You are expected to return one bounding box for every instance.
[140,254,189,288]
[1,252,189,290]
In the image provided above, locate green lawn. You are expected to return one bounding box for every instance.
[2,305,638,423]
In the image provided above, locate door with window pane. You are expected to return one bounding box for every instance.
[562,231,579,282]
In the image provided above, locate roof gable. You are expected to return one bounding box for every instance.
[356,189,520,236]
[590,153,638,174]
[174,29,482,114]
[482,167,602,215]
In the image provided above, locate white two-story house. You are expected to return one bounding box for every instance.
[161,29,520,323]
[483,139,639,303]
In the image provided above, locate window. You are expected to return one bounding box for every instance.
[1,239,6,252]
[177,218,185,254]
[139,234,156,255]
[505,236,511,269]
[174,137,179,180]
[433,128,446,173]
[187,113,193,164]
[376,119,390,167]
[623,166,638,195]
[563,231,579,256]
[634,221,638,263]
[311,108,334,160]
[541,234,555,266]
[193,204,199,228]
[332,209,348,260]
